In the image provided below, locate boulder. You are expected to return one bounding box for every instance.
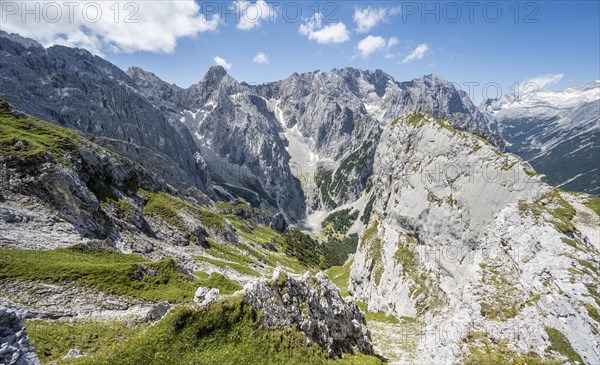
[0,306,40,365]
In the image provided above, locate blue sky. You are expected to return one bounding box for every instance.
[3,1,599,103]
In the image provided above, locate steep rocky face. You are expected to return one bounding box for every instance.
[255,69,501,210]
[254,70,383,211]
[0,31,212,195]
[242,268,373,358]
[0,100,232,264]
[130,65,499,216]
[482,81,600,194]
[129,66,306,222]
[350,113,599,364]
[0,306,41,365]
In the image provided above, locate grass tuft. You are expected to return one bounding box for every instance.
[545,326,584,364]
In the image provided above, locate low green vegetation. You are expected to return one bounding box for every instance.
[195,256,261,277]
[26,318,142,364]
[322,234,359,268]
[56,296,383,365]
[214,199,253,214]
[363,222,384,286]
[478,262,526,321]
[142,190,227,233]
[518,189,577,235]
[525,169,541,177]
[403,113,426,127]
[322,209,359,234]
[463,331,561,365]
[545,326,584,364]
[204,240,257,267]
[585,283,600,307]
[393,113,466,137]
[433,118,464,136]
[584,303,600,323]
[195,271,243,294]
[283,229,323,268]
[216,215,310,274]
[0,245,198,302]
[142,190,189,231]
[393,234,443,316]
[583,195,600,218]
[225,214,284,246]
[325,258,353,297]
[501,160,518,171]
[355,302,400,324]
[0,99,81,160]
[394,237,418,277]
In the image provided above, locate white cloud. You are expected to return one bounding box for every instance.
[232,0,276,30]
[524,73,564,89]
[401,44,431,64]
[353,6,400,33]
[387,37,399,48]
[213,56,232,70]
[357,36,386,58]
[253,52,270,64]
[299,13,350,44]
[356,35,399,59]
[1,1,221,55]
[510,73,564,99]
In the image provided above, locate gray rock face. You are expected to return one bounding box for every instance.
[0,104,168,239]
[0,102,224,264]
[63,349,84,359]
[349,113,600,364]
[242,268,373,358]
[193,287,221,307]
[0,31,212,196]
[142,302,172,322]
[0,306,41,365]
[481,81,600,194]
[129,66,307,222]
[130,66,499,216]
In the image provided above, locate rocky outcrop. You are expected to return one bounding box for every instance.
[0,306,40,365]
[194,287,221,307]
[0,101,167,240]
[0,100,228,268]
[350,113,600,364]
[241,268,373,358]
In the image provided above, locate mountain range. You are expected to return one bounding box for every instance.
[482,81,599,194]
[0,30,599,365]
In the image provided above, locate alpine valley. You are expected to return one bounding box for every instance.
[0,31,598,365]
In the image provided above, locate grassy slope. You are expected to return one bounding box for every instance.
[325,259,353,297]
[0,99,81,160]
[0,245,198,302]
[28,296,383,365]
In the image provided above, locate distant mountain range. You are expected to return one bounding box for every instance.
[482,81,599,194]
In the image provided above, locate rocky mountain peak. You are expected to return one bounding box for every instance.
[126,66,167,85]
[203,65,229,84]
[0,30,43,49]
